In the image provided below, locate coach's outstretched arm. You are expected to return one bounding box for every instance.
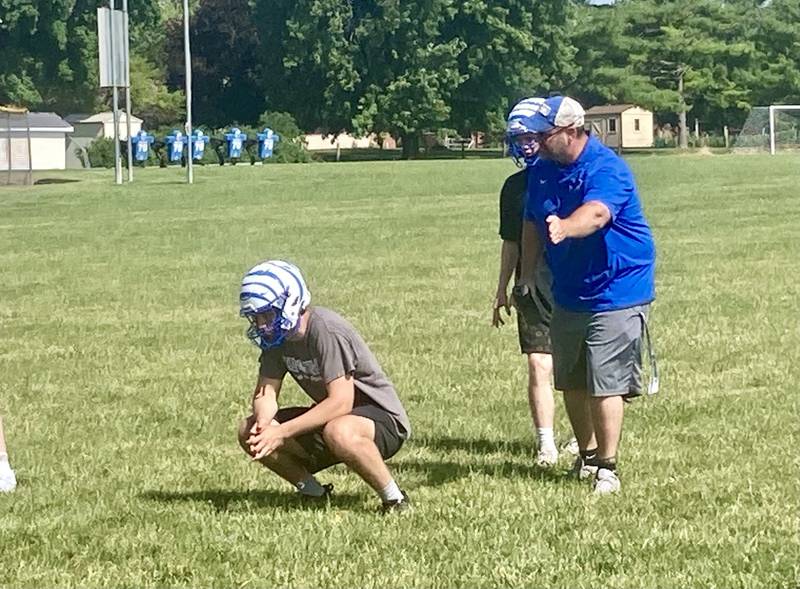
[545,201,611,245]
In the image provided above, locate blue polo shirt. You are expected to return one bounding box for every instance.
[524,135,655,312]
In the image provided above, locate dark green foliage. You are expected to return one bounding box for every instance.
[257,111,315,163]
[84,137,116,168]
[164,0,264,127]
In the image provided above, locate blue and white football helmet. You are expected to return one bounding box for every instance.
[240,260,311,350]
[506,96,545,167]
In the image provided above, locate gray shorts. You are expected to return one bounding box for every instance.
[551,304,650,397]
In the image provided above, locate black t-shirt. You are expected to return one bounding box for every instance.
[499,169,527,243]
[497,168,554,296]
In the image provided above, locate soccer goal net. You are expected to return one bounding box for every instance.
[0,105,33,185]
[732,105,800,153]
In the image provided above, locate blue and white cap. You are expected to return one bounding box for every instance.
[527,96,585,133]
[240,260,311,349]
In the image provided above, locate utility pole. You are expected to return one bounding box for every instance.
[183,0,193,184]
[109,0,122,184]
[122,0,133,181]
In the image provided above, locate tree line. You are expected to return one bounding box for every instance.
[1,0,798,156]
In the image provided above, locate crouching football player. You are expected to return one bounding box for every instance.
[236,260,411,512]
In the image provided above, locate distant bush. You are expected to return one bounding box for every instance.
[257,111,316,163]
[85,138,116,168]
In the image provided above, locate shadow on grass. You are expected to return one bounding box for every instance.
[394,435,572,488]
[395,458,567,488]
[34,178,82,185]
[141,488,365,512]
[415,435,535,458]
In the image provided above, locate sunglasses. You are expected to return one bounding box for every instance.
[532,127,568,143]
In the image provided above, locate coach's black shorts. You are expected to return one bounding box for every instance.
[274,403,405,474]
[515,286,552,355]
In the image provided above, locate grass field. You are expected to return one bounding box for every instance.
[1,153,798,588]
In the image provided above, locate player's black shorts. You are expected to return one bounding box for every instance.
[274,403,405,473]
[515,286,552,355]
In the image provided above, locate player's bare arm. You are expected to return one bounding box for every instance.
[280,375,355,439]
[493,239,519,327]
[251,375,282,429]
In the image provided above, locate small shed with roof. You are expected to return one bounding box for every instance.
[0,110,74,172]
[584,104,654,149]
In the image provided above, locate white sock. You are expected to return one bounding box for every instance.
[537,428,557,452]
[0,453,7,464]
[379,479,404,503]
[295,476,325,497]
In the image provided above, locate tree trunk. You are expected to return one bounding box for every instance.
[678,71,689,150]
[400,132,420,159]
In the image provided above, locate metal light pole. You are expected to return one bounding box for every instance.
[183,0,193,184]
[109,0,122,184]
[122,0,133,181]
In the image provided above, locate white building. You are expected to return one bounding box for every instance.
[303,132,376,150]
[584,104,654,149]
[64,111,143,168]
[0,112,74,171]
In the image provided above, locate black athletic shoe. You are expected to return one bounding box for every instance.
[299,483,334,501]
[380,491,410,514]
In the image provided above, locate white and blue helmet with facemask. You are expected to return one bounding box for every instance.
[506,96,545,166]
[240,260,311,350]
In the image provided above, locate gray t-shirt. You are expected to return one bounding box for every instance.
[259,306,411,438]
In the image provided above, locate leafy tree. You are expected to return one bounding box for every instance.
[571,0,761,145]
[443,1,577,136]
[0,0,160,112]
[253,0,363,136]
[745,0,800,106]
[129,55,184,127]
[164,0,264,127]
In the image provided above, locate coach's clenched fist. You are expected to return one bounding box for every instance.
[546,215,567,244]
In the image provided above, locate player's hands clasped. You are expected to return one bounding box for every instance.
[247,421,285,460]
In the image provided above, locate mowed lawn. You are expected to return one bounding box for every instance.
[0,153,797,589]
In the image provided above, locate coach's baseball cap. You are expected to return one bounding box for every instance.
[527,96,585,132]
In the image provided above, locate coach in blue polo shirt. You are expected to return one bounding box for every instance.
[514,95,656,495]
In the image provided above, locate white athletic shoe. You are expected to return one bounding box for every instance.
[535,447,559,467]
[571,456,599,481]
[593,468,621,495]
[0,461,17,493]
[563,437,580,457]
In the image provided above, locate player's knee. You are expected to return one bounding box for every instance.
[236,418,252,452]
[322,420,360,453]
[528,352,553,382]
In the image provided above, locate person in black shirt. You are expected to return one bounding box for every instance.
[493,97,576,465]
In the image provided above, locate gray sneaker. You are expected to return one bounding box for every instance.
[593,468,621,495]
[571,456,598,481]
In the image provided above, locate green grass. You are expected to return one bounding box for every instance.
[1,153,798,588]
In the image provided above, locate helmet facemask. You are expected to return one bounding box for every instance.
[244,306,293,350]
[506,96,546,167]
[506,133,540,168]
